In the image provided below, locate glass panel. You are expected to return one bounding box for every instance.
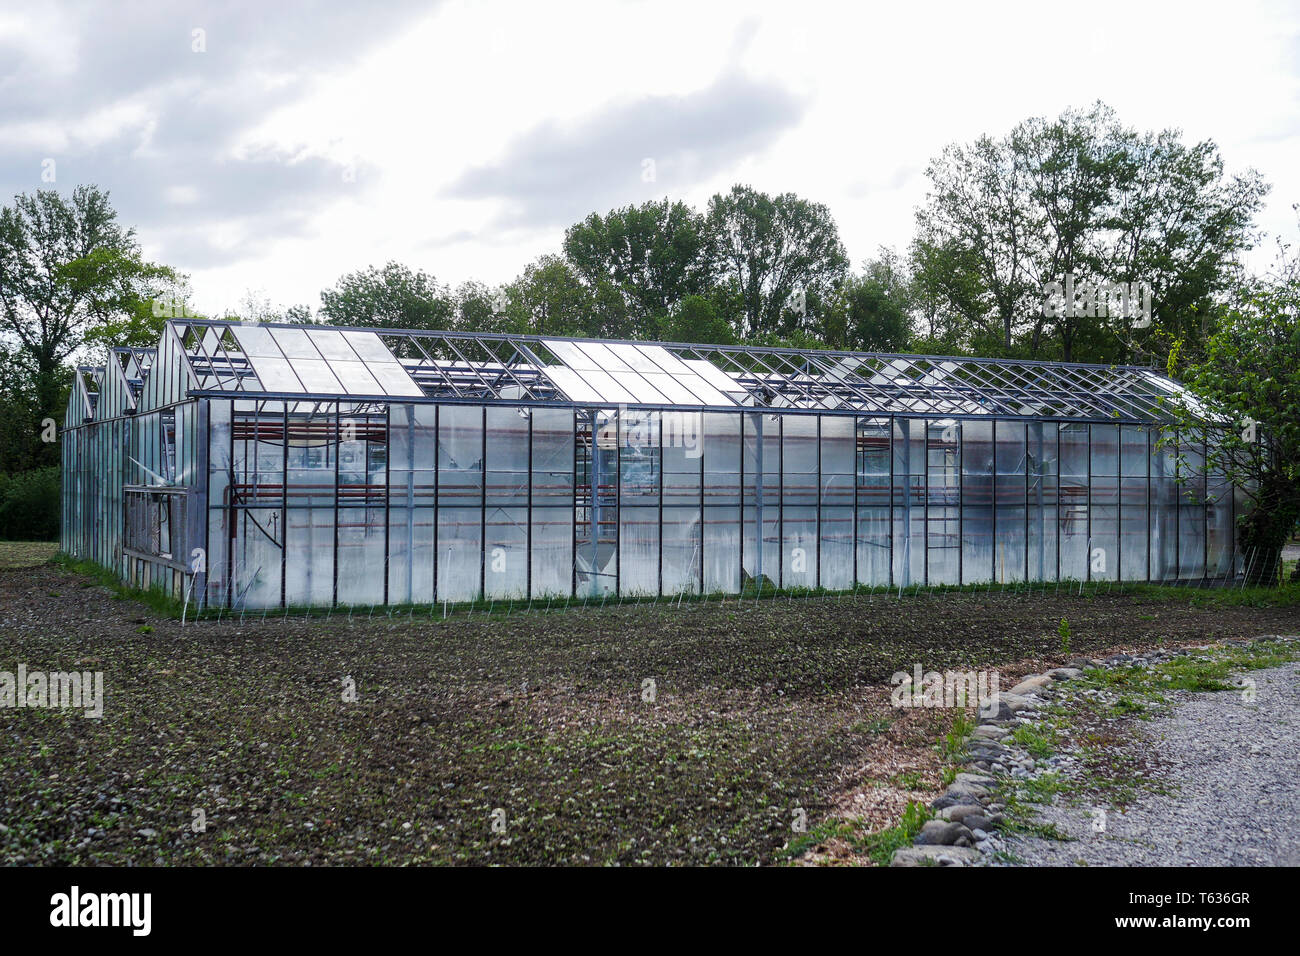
[609,369,669,404]
[285,507,334,606]
[330,360,383,395]
[437,509,481,602]
[961,419,993,584]
[367,362,424,397]
[531,508,572,597]
[782,504,817,589]
[307,328,362,361]
[340,330,397,363]
[661,507,700,595]
[619,506,659,596]
[439,405,483,505]
[544,365,605,404]
[484,506,528,599]
[289,358,343,393]
[248,355,304,392]
[231,324,282,357]
[704,506,740,593]
[270,327,322,360]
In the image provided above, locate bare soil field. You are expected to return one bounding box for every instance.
[3,555,1298,865]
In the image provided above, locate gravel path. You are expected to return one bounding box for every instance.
[1004,662,1300,866]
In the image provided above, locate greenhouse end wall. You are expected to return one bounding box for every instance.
[193,399,1238,610]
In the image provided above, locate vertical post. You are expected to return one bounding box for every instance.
[853,417,860,588]
[888,415,895,589]
[433,404,440,604]
[658,412,664,596]
[280,403,288,608]
[957,420,964,586]
[480,405,487,602]
[383,406,391,606]
[816,414,823,591]
[332,403,341,606]
[527,407,533,601]
[616,408,622,598]
[991,420,997,585]
[922,419,929,587]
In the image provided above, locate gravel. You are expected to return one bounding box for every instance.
[1003,662,1300,866]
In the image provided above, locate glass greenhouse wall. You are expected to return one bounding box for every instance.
[61,320,1242,610]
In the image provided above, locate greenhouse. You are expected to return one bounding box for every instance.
[61,319,1244,610]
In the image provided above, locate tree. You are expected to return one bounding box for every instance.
[499,256,616,338]
[912,103,1267,362]
[1180,230,1300,585]
[822,252,913,352]
[704,185,849,339]
[657,295,736,345]
[563,199,712,332]
[0,186,175,438]
[0,345,55,473]
[318,262,455,331]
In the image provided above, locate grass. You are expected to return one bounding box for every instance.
[994,638,1300,828]
[856,800,933,866]
[49,548,1300,622]
[0,540,58,569]
[50,553,187,617]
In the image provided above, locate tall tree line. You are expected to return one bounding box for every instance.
[0,101,1287,544]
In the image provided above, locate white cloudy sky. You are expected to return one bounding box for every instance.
[3,0,1299,316]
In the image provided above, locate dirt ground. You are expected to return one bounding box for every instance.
[3,549,1298,866]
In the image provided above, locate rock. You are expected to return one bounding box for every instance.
[1065,658,1093,670]
[915,820,975,846]
[962,814,995,832]
[980,693,1031,719]
[1046,667,1084,681]
[1009,675,1053,696]
[137,828,158,839]
[944,789,989,811]
[970,828,989,841]
[979,698,1013,721]
[954,772,996,789]
[890,845,982,866]
[938,804,986,824]
[972,725,1008,741]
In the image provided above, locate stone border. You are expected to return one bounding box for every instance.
[889,636,1297,866]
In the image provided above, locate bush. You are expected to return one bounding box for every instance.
[0,467,60,540]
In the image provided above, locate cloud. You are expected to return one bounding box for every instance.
[442,70,807,229]
[0,0,438,268]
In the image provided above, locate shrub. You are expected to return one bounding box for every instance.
[0,466,60,540]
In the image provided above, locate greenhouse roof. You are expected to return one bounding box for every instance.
[95,318,1208,425]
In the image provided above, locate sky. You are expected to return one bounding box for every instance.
[3,0,1299,317]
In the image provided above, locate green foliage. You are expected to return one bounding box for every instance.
[657,294,736,344]
[564,199,713,326]
[822,254,913,351]
[0,467,60,540]
[318,261,455,331]
[704,184,849,338]
[1058,617,1071,654]
[1179,227,1300,584]
[911,101,1266,363]
[498,255,629,338]
[858,799,932,866]
[0,185,176,429]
